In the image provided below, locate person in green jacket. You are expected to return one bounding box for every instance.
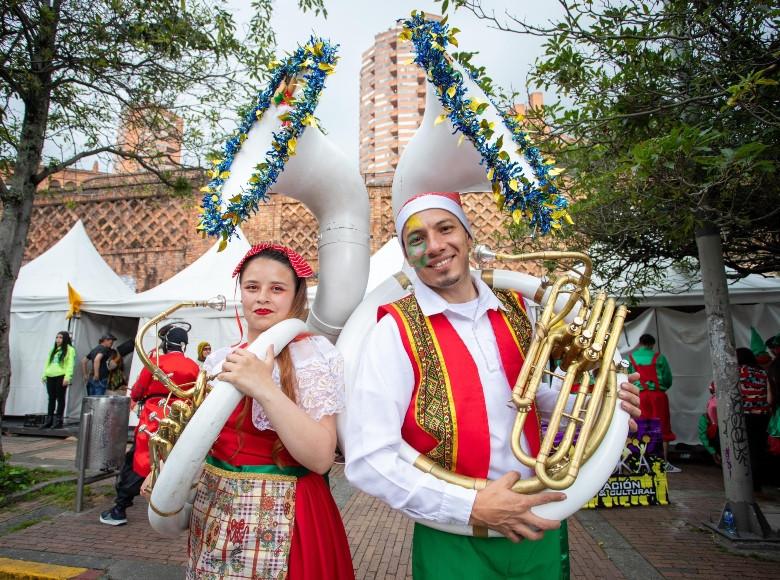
[41,331,76,429]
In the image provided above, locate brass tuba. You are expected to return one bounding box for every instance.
[133,296,225,491]
[338,14,632,537]
[410,245,629,498]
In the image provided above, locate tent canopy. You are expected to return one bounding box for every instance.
[86,229,251,318]
[9,220,135,417]
[83,231,252,386]
[12,220,132,312]
[607,265,780,307]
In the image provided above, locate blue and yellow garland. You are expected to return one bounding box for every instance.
[198,37,339,245]
[400,13,570,235]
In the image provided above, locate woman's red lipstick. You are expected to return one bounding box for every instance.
[254,308,272,315]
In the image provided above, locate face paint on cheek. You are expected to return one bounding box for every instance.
[403,214,429,268]
[406,242,429,268]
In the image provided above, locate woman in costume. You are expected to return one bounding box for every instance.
[40,330,76,429]
[185,242,353,580]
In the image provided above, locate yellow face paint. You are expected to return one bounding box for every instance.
[404,214,429,269]
[404,214,425,235]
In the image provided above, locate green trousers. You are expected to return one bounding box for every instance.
[412,520,569,580]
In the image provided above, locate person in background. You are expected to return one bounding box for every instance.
[196,341,211,366]
[100,324,199,526]
[81,334,116,396]
[41,331,76,429]
[629,333,680,472]
[105,348,127,396]
[750,327,772,369]
[735,347,772,492]
[698,382,720,465]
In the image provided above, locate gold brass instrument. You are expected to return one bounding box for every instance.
[411,245,628,494]
[134,295,226,489]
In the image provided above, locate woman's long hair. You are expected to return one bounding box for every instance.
[235,248,309,465]
[49,331,72,364]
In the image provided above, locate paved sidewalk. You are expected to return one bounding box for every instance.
[1,433,778,579]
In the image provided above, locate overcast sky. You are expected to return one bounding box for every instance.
[237,0,564,162]
[56,2,563,170]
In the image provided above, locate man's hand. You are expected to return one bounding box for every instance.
[468,472,564,543]
[619,372,642,432]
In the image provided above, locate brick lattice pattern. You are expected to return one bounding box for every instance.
[25,171,539,292]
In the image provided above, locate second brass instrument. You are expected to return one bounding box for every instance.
[135,295,226,491]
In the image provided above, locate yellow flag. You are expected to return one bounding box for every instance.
[66,283,82,320]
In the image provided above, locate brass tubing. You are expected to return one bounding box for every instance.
[486,250,592,289]
[581,293,605,343]
[533,361,581,476]
[546,369,591,467]
[574,305,628,462]
[134,300,207,399]
[511,334,557,467]
[510,275,573,414]
[585,298,616,368]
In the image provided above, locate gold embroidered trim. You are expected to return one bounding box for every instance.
[393,295,455,470]
[494,290,533,352]
[203,462,299,482]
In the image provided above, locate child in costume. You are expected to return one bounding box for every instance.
[185,243,353,580]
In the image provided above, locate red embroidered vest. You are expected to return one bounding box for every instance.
[378,289,540,478]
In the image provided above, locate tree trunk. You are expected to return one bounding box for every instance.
[0,3,61,455]
[695,221,770,538]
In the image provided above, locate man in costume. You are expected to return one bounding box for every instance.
[628,333,680,473]
[345,191,640,579]
[100,324,199,525]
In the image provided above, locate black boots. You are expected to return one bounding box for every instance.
[52,416,64,429]
[41,415,54,429]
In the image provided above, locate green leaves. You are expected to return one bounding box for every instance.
[511,0,780,286]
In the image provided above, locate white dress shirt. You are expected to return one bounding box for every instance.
[344,272,563,526]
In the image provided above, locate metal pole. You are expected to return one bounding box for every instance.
[75,409,92,513]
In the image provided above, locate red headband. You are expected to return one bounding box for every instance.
[232,243,314,279]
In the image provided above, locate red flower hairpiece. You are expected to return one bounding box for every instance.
[232,243,314,279]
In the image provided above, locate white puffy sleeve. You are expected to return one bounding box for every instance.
[251,335,345,430]
[289,335,346,421]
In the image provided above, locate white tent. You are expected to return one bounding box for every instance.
[366,238,405,294]
[9,220,135,418]
[87,229,252,385]
[619,269,780,446]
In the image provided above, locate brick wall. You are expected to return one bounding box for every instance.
[25,171,537,292]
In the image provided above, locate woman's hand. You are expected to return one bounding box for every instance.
[63,378,69,387]
[218,346,277,402]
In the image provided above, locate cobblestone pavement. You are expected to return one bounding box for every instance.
[1,434,778,579]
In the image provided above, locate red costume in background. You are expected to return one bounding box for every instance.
[130,351,200,476]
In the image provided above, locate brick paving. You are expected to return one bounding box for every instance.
[1,435,778,579]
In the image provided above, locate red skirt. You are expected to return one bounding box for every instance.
[640,390,676,442]
[288,471,354,579]
[198,400,353,579]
